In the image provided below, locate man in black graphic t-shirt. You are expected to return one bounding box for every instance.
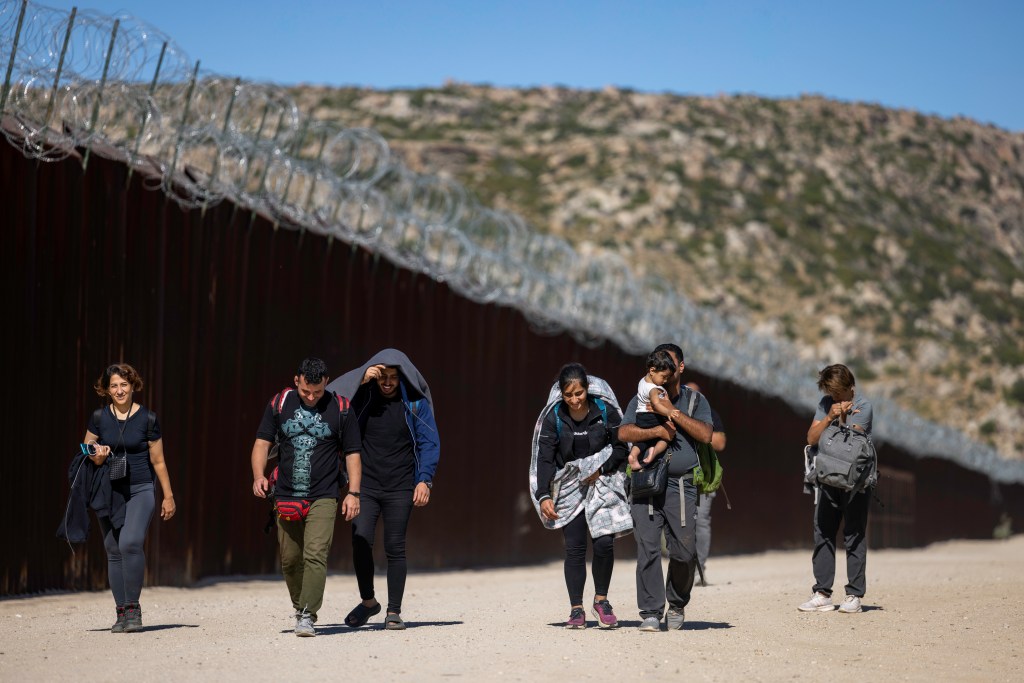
[251,358,362,637]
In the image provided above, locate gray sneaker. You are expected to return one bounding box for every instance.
[638,616,661,632]
[295,611,316,637]
[665,607,685,630]
[838,595,862,613]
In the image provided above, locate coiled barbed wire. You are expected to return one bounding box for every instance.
[3,0,1021,483]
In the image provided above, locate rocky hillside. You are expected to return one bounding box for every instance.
[294,83,1024,460]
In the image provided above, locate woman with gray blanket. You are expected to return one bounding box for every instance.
[531,363,631,629]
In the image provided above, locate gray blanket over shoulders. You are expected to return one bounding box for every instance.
[528,376,632,537]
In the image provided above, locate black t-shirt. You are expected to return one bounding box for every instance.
[568,415,592,461]
[256,391,361,501]
[710,408,725,434]
[88,405,161,485]
[359,394,415,491]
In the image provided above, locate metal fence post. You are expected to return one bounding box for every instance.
[248,108,287,230]
[201,76,240,216]
[302,127,329,213]
[42,7,76,129]
[82,18,120,171]
[126,39,167,188]
[228,98,271,224]
[273,110,311,229]
[0,0,29,115]
[167,59,201,187]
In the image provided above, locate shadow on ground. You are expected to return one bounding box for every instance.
[282,620,464,636]
[546,620,733,630]
[87,624,200,633]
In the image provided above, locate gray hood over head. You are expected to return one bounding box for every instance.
[328,348,434,411]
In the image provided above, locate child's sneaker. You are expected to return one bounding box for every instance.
[564,607,586,629]
[797,592,835,612]
[591,599,619,628]
[838,595,863,613]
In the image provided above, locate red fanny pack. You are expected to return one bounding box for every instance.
[276,499,312,522]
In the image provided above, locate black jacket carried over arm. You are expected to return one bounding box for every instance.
[56,450,127,544]
[534,398,626,502]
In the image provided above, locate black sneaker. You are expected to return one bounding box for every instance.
[111,606,126,633]
[123,603,143,633]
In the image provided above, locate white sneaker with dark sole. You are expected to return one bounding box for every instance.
[798,592,835,612]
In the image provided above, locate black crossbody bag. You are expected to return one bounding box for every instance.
[630,392,698,499]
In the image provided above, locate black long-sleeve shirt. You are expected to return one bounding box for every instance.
[535,398,626,502]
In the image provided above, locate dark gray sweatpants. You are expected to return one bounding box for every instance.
[99,482,156,606]
[632,477,699,619]
[812,485,870,598]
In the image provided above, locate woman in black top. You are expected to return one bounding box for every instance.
[535,363,627,629]
[83,363,175,633]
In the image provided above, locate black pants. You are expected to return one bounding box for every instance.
[562,511,615,607]
[99,482,155,606]
[351,488,414,614]
[812,485,870,598]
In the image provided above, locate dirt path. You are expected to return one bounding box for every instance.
[2,536,1021,682]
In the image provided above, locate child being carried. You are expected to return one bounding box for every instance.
[628,349,681,471]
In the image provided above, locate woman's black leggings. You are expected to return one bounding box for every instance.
[98,482,155,606]
[562,512,615,607]
[351,488,414,614]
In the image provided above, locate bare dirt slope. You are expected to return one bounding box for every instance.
[2,536,1021,682]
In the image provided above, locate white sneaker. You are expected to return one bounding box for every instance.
[798,592,835,612]
[838,595,862,613]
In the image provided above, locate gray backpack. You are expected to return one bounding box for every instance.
[814,421,877,495]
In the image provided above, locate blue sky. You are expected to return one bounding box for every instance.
[31,0,1024,131]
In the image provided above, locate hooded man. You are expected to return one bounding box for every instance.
[328,349,441,630]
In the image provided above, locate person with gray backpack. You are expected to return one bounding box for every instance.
[799,364,875,614]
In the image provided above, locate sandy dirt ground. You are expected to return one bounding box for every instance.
[2,536,1022,682]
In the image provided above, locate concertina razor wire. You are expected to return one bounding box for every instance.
[2,0,1021,483]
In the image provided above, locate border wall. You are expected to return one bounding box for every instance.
[3,135,1022,596]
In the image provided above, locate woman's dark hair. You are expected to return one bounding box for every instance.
[817,364,856,394]
[93,363,144,398]
[557,363,589,394]
[646,349,676,374]
[297,357,329,384]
